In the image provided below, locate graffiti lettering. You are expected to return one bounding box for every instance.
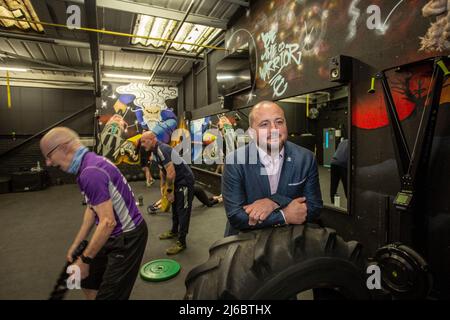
[259,30,302,98]
[268,74,288,98]
[347,0,361,41]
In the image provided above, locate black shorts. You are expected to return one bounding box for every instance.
[81,222,148,300]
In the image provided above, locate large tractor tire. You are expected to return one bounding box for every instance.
[185,224,370,300]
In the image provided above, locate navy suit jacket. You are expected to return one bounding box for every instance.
[222,141,323,233]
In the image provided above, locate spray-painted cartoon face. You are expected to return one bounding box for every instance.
[142,104,161,130]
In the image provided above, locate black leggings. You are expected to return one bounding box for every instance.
[194,185,218,207]
[171,185,194,245]
[330,164,348,203]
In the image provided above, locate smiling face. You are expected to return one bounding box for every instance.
[249,101,288,153]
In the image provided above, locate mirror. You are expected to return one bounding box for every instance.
[189,111,250,174]
[278,85,350,212]
[188,85,350,213]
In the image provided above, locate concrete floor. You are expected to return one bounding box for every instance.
[0,168,341,300]
[0,181,227,300]
[318,165,348,210]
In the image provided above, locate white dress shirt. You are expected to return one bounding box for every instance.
[257,146,288,223]
[258,146,284,194]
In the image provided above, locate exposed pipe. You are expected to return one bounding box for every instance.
[205,52,209,104]
[0,50,82,73]
[0,15,225,51]
[85,0,102,97]
[192,66,196,109]
[147,0,196,85]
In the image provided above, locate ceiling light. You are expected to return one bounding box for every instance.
[0,0,43,32]
[0,67,28,72]
[131,14,221,53]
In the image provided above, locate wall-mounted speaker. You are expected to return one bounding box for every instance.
[329,55,352,82]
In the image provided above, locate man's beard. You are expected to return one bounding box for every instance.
[143,117,159,130]
[259,136,283,155]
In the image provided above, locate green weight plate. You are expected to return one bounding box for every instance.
[140,259,181,282]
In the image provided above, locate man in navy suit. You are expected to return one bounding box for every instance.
[222,101,323,236]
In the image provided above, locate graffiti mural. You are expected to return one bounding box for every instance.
[352,63,433,130]
[227,0,334,102]
[97,83,178,165]
[218,0,450,287]
[420,0,450,52]
[225,0,445,109]
[259,29,303,98]
[189,112,242,170]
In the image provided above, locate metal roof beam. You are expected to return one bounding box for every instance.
[0,50,83,73]
[220,0,249,7]
[29,0,59,37]
[62,0,228,29]
[85,0,102,97]
[0,59,184,81]
[0,31,203,61]
[147,0,195,85]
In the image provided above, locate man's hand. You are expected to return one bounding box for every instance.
[66,243,79,263]
[283,197,308,225]
[166,192,174,203]
[71,258,90,280]
[244,198,279,226]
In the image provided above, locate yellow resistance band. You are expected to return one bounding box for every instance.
[306,94,309,118]
[6,70,11,108]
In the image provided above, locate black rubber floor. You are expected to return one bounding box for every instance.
[0,181,227,300]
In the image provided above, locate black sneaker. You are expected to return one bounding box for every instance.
[147,204,157,214]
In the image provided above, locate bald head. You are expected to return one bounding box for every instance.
[249,101,285,128]
[141,131,156,141]
[40,127,84,172]
[247,100,288,152]
[140,130,158,151]
[40,127,82,157]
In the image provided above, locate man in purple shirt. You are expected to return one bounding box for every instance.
[40,127,148,300]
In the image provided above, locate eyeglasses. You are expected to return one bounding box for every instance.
[46,140,72,159]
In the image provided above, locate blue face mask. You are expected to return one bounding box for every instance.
[67,146,89,174]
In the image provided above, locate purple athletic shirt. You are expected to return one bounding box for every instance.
[77,152,143,237]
